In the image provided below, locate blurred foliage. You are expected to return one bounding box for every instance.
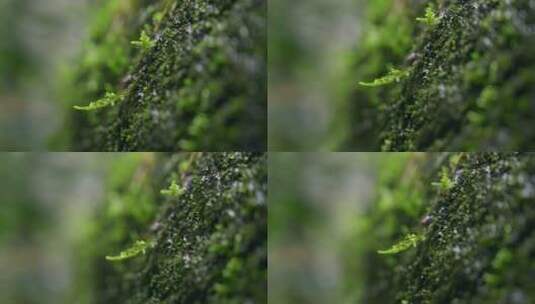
[269,153,413,303]
[268,1,309,84]
[0,0,89,149]
[0,154,48,245]
[268,154,330,303]
[268,0,359,150]
[0,153,102,304]
[0,0,35,148]
[0,0,34,91]
[268,154,321,244]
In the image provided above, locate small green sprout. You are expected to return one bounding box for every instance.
[378,233,425,255]
[106,240,152,261]
[431,167,454,190]
[416,6,439,26]
[160,180,184,197]
[359,68,410,87]
[74,92,121,111]
[131,30,155,50]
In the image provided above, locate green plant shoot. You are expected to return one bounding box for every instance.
[131,30,155,50]
[74,92,121,111]
[106,240,152,261]
[160,180,184,197]
[378,233,424,255]
[416,6,439,26]
[431,167,454,190]
[359,68,410,87]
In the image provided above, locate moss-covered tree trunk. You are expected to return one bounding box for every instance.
[361,153,535,303]
[341,0,535,151]
[82,152,266,303]
[58,0,266,151]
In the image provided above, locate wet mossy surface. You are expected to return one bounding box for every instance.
[58,0,266,151]
[341,0,535,151]
[361,153,535,303]
[83,152,266,303]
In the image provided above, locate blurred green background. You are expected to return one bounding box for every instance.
[268,0,362,150]
[0,0,90,150]
[268,153,412,303]
[0,153,149,304]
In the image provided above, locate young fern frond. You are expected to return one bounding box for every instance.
[74,92,121,111]
[378,233,425,255]
[106,240,152,262]
[359,68,410,87]
[160,180,184,197]
[131,30,155,50]
[416,6,439,26]
[431,167,454,190]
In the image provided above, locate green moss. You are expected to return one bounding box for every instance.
[340,0,535,151]
[56,0,266,151]
[360,153,535,303]
[79,152,266,303]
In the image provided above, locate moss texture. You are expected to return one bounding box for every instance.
[79,152,266,303]
[340,0,535,151]
[361,153,535,303]
[58,0,266,151]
